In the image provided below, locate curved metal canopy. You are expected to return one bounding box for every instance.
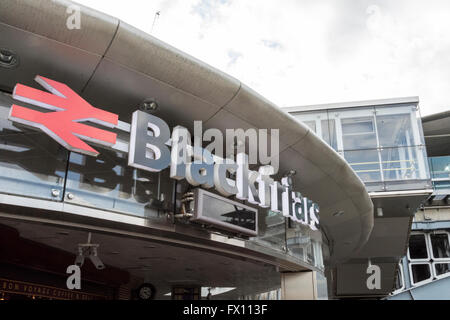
[0,0,373,264]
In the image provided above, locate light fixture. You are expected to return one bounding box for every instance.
[376,207,383,217]
[285,169,297,177]
[74,232,105,270]
[139,98,159,113]
[0,48,19,68]
[283,169,297,185]
[75,247,84,267]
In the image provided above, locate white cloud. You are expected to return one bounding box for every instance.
[74,0,450,115]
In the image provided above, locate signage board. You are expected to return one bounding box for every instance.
[7,75,320,232]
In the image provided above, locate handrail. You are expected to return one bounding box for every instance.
[350,159,416,166]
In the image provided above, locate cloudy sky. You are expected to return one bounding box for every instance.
[75,0,450,116]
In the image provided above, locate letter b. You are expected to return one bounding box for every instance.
[129,110,171,172]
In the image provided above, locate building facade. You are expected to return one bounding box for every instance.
[0,0,379,300]
[286,97,433,298]
[387,111,450,299]
[5,0,445,301]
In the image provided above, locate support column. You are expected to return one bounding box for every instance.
[281,271,326,300]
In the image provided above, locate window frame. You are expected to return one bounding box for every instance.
[408,261,433,286]
[407,232,431,262]
[429,231,450,262]
[392,262,405,294]
[432,262,450,280]
[374,105,418,147]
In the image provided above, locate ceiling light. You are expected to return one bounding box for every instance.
[333,211,344,217]
[139,99,159,113]
[0,48,19,68]
[377,207,383,217]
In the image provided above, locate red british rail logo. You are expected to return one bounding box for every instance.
[8,76,118,156]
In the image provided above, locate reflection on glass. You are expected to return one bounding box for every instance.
[429,156,450,179]
[429,156,450,190]
[341,116,377,150]
[302,120,316,133]
[409,234,429,259]
[0,115,67,200]
[201,193,257,232]
[251,210,286,253]
[432,180,450,190]
[344,149,381,182]
[291,104,430,189]
[240,288,281,300]
[286,220,324,270]
[321,119,337,150]
[430,233,450,259]
[434,263,450,277]
[376,114,413,147]
[393,264,404,291]
[416,117,426,146]
[380,147,420,181]
[411,264,431,284]
[65,147,171,219]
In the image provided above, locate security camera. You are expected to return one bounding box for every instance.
[75,251,85,267]
[89,255,105,270]
[89,247,105,270]
[74,233,106,270]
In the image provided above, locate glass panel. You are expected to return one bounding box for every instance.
[65,146,172,219]
[393,265,404,291]
[302,120,316,133]
[376,114,414,148]
[380,147,421,181]
[344,149,381,182]
[416,116,426,146]
[429,156,450,190]
[434,263,450,277]
[0,104,67,200]
[286,220,324,270]
[433,180,450,190]
[430,233,450,259]
[341,116,377,150]
[321,119,337,150]
[315,272,328,300]
[408,234,429,260]
[411,264,431,284]
[250,210,286,253]
[429,156,450,180]
[240,288,281,300]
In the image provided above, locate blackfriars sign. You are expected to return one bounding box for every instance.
[8,75,319,231]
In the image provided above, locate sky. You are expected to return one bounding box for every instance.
[74,0,450,116]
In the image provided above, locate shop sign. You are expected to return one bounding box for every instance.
[0,278,105,300]
[7,76,319,230]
